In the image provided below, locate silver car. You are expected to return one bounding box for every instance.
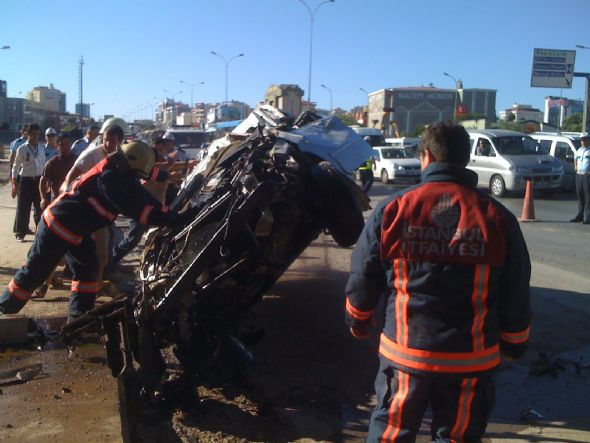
[467,130,563,197]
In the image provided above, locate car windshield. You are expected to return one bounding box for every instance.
[381,148,412,159]
[172,132,207,148]
[494,136,538,155]
[364,135,386,147]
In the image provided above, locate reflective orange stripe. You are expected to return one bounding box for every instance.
[139,205,154,225]
[43,209,83,245]
[450,378,477,442]
[379,334,500,373]
[393,258,409,346]
[381,371,410,442]
[345,297,374,321]
[471,264,490,352]
[8,279,31,301]
[500,326,530,344]
[86,197,117,221]
[71,280,100,293]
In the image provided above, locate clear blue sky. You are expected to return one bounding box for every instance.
[2,0,590,121]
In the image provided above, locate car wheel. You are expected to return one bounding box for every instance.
[381,169,390,184]
[490,175,505,197]
[311,161,365,247]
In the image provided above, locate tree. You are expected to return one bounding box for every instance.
[410,124,425,137]
[561,112,583,132]
[335,113,358,126]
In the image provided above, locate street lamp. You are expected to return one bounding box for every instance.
[298,0,335,110]
[443,72,459,121]
[321,84,333,113]
[1,45,10,50]
[575,45,590,133]
[210,51,244,103]
[180,80,204,108]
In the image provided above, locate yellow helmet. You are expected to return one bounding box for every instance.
[117,141,156,179]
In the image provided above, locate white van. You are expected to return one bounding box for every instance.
[467,130,563,197]
[529,132,581,190]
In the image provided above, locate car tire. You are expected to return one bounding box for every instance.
[381,169,390,184]
[490,175,506,197]
[311,161,365,247]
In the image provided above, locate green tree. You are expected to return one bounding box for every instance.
[410,124,425,137]
[333,113,358,126]
[561,112,583,132]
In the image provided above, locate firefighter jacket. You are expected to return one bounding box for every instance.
[43,155,178,246]
[345,162,531,375]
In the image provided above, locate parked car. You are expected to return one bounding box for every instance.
[373,146,421,184]
[530,132,581,190]
[467,130,563,197]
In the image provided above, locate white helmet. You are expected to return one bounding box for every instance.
[100,117,129,135]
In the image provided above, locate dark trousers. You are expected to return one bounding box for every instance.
[13,176,42,236]
[360,169,374,193]
[0,220,100,318]
[575,174,590,222]
[367,358,494,443]
[112,219,146,264]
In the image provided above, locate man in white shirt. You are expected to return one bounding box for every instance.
[11,123,46,242]
[71,125,99,156]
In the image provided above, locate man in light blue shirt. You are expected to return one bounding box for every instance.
[44,127,59,162]
[8,126,27,183]
[71,125,99,156]
[570,134,590,224]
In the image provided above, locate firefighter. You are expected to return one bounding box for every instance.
[359,136,375,193]
[0,141,183,322]
[345,121,531,442]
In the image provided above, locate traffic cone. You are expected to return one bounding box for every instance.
[520,179,536,221]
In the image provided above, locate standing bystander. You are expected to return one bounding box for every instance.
[71,125,100,156]
[11,123,46,242]
[8,125,27,185]
[570,133,590,224]
[43,127,59,162]
[345,121,531,442]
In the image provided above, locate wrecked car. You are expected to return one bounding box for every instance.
[61,107,372,436]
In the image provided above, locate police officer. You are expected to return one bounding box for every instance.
[346,121,531,442]
[359,136,375,193]
[0,141,183,322]
[570,133,590,224]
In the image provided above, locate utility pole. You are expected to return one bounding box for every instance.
[79,55,84,128]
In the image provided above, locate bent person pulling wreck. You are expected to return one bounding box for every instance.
[0,138,184,322]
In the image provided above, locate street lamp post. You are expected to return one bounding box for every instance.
[298,0,335,110]
[1,45,10,50]
[575,45,590,133]
[443,72,459,121]
[210,51,244,103]
[320,84,333,113]
[180,80,204,108]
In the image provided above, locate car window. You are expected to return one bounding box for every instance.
[170,132,207,148]
[475,138,494,157]
[494,136,538,155]
[536,139,552,154]
[554,143,568,160]
[381,148,410,159]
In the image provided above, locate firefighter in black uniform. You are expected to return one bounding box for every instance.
[345,121,531,442]
[0,141,183,321]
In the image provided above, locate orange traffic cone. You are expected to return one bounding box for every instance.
[520,179,536,221]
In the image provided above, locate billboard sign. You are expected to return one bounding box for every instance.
[531,48,575,88]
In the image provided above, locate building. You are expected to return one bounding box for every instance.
[544,96,584,128]
[368,86,497,136]
[499,103,544,123]
[206,101,250,124]
[264,84,304,116]
[0,97,26,130]
[27,84,66,113]
[0,80,6,98]
[75,103,91,119]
